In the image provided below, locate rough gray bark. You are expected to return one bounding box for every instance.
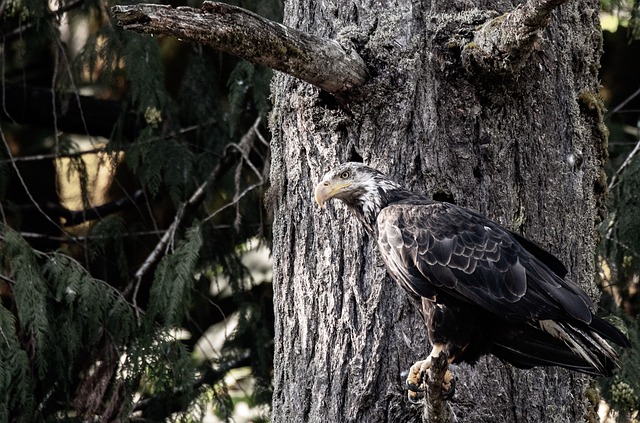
[111,2,368,94]
[268,0,606,422]
[461,0,568,74]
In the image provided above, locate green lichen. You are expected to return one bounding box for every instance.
[611,377,639,410]
[144,106,163,128]
[464,41,479,50]
[584,382,601,423]
[577,90,609,224]
[577,90,605,117]
[482,13,508,32]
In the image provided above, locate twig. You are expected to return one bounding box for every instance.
[604,85,640,120]
[126,117,264,300]
[0,272,15,285]
[0,123,67,236]
[0,119,217,163]
[203,146,264,224]
[111,2,368,95]
[2,0,87,39]
[462,0,568,75]
[11,189,147,227]
[0,145,110,163]
[608,137,640,190]
[17,230,165,242]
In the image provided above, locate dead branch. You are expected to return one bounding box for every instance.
[0,84,138,139]
[129,117,263,287]
[111,2,368,95]
[461,0,568,75]
[12,190,146,227]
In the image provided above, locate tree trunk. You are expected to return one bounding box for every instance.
[269,0,605,421]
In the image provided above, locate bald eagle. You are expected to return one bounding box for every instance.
[314,162,629,402]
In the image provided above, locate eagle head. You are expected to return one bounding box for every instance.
[314,162,404,233]
[314,162,384,208]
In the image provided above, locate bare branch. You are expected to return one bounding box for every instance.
[462,0,568,75]
[18,230,165,242]
[129,117,263,288]
[0,84,137,140]
[1,119,218,163]
[11,190,147,227]
[203,143,265,224]
[608,137,640,191]
[111,2,368,95]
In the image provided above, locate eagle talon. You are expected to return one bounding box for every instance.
[406,379,425,393]
[441,371,456,400]
[406,358,457,402]
[407,389,424,404]
[406,358,431,393]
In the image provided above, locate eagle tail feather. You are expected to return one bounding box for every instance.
[492,342,608,376]
[492,320,619,377]
[588,315,631,348]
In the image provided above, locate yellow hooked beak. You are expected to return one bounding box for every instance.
[314,180,351,208]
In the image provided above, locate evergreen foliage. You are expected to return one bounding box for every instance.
[602,0,640,39]
[147,223,203,326]
[599,151,640,417]
[0,0,277,420]
[597,13,640,417]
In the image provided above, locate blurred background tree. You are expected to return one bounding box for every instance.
[0,0,279,421]
[598,1,640,421]
[1,0,639,421]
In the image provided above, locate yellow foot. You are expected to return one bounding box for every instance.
[406,357,456,404]
[406,358,431,393]
[442,369,455,399]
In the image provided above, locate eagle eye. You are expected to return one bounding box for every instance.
[340,171,350,179]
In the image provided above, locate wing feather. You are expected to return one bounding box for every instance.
[376,202,593,323]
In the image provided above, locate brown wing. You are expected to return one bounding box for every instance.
[376,201,594,324]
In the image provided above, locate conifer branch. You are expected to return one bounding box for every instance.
[111,2,368,95]
[132,349,252,416]
[128,117,264,295]
[461,0,567,75]
[2,0,87,39]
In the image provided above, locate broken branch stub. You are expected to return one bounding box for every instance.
[111,2,369,95]
[461,0,568,75]
[421,352,456,423]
